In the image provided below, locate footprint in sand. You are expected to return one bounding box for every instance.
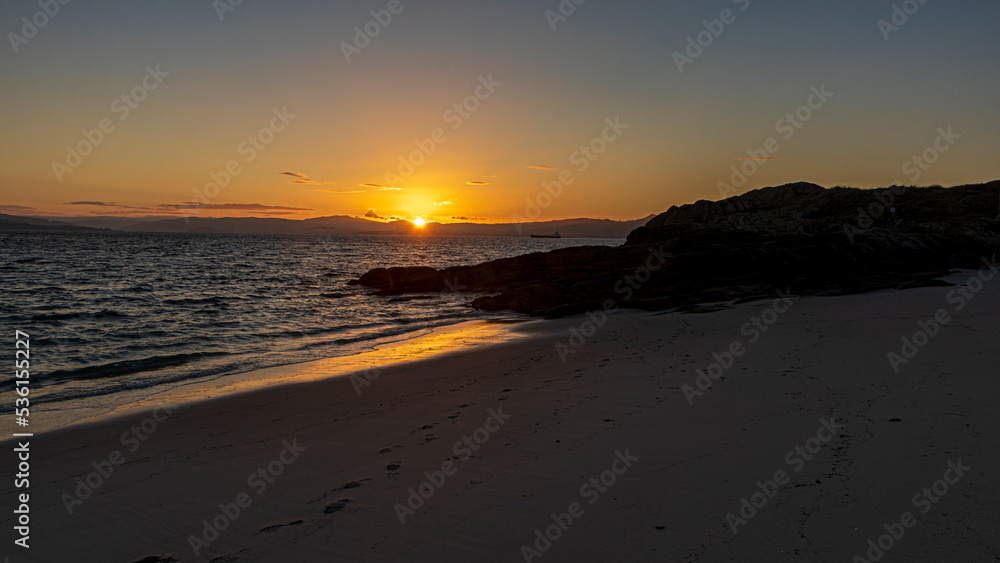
[308,478,374,506]
[386,462,402,471]
[323,498,352,514]
[256,519,304,535]
[132,555,178,563]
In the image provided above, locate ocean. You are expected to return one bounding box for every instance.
[1,231,621,429]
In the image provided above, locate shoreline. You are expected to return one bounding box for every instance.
[2,274,997,561]
[20,317,541,436]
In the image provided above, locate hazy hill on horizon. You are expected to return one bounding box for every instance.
[119,214,655,237]
[0,213,101,232]
[0,213,655,238]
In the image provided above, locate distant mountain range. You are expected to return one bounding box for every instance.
[0,214,102,232]
[0,213,654,238]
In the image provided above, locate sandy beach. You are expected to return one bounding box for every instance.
[4,270,998,562]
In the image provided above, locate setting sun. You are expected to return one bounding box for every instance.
[412,217,426,227]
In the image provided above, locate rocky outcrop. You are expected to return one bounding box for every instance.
[628,181,1000,244]
[351,181,1000,317]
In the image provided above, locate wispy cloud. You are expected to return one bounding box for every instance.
[314,189,365,194]
[528,165,559,171]
[466,181,489,185]
[359,183,403,191]
[65,201,179,214]
[0,204,38,215]
[63,201,313,215]
[434,200,454,206]
[362,209,404,221]
[161,203,313,211]
[281,171,334,185]
[66,201,118,206]
[450,216,484,221]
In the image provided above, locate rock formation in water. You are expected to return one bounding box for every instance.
[351,181,1000,317]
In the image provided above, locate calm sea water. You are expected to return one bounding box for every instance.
[1,232,621,416]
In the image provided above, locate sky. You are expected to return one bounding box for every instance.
[1,0,998,223]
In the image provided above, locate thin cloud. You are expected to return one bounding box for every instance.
[86,208,185,216]
[66,201,118,206]
[314,189,364,194]
[66,201,172,213]
[281,172,334,185]
[434,200,454,206]
[450,216,484,221]
[63,200,313,216]
[358,183,403,191]
[160,203,313,211]
[528,165,559,171]
[734,157,784,161]
[0,204,37,213]
[467,181,489,185]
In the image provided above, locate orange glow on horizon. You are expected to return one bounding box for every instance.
[412,216,426,227]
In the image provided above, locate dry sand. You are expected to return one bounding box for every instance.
[3,270,998,562]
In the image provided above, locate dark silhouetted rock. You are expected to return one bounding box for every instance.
[352,181,1000,317]
[349,266,442,294]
